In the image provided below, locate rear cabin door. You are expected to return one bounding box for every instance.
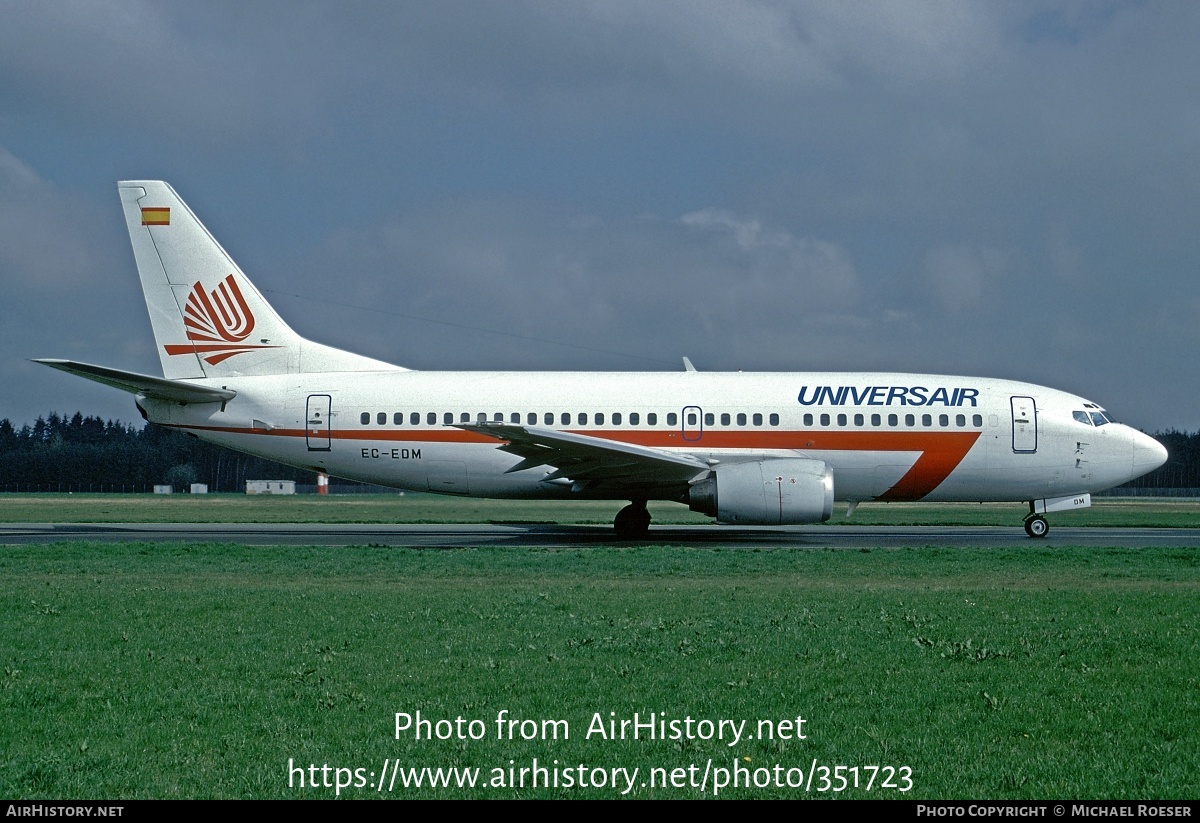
[306,394,332,451]
[1010,395,1037,453]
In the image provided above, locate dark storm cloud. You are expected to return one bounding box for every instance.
[1,1,1198,430]
[288,200,863,371]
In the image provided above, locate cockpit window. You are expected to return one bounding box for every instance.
[1073,411,1092,426]
[1089,411,1109,427]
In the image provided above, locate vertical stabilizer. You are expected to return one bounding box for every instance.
[118,180,401,378]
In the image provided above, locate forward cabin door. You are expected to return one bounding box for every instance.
[1010,396,1037,453]
[306,394,332,451]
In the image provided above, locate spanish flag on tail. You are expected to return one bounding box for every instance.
[140,207,170,226]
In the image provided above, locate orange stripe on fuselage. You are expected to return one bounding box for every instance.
[169,424,499,444]
[596,429,981,500]
[163,425,980,501]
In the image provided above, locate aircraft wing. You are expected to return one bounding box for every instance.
[34,359,236,405]
[456,422,710,489]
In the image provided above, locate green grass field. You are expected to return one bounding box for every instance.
[2,539,1198,799]
[1,493,1198,527]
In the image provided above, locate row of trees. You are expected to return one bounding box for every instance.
[1122,429,1200,490]
[1,411,1198,492]
[0,412,310,492]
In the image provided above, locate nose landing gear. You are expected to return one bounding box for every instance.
[1023,513,1049,538]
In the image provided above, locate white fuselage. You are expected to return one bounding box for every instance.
[141,369,1163,505]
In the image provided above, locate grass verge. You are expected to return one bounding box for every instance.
[1,541,1197,798]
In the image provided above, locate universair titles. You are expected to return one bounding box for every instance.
[797,385,980,407]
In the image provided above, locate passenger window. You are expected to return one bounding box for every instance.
[820,413,830,426]
[668,412,678,426]
[803,413,813,426]
[871,414,881,426]
[444,412,453,425]
[578,413,588,425]
[922,414,932,427]
[630,412,640,425]
[769,413,779,426]
[836,413,847,426]
[939,414,948,427]
[477,412,487,422]
[545,412,554,425]
[854,413,864,426]
[377,412,386,425]
[561,413,570,425]
[428,412,436,425]
[596,412,605,425]
[527,412,536,425]
[888,414,898,426]
[461,412,470,423]
[705,412,714,426]
[737,413,747,426]
[360,412,370,425]
[753,413,763,426]
[905,414,915,426]
[393,412,403,425]
[974,414,985,427]
[647,413,658,425]
[956,414,966,427]
[722,413,731,426]
[686,412,696,425]
[411,412,420,425]
[613,412,622,425]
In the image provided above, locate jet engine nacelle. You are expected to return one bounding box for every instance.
[688,458,834,525]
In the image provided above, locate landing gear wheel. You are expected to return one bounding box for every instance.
[614,501,651,539]
[1024,515,1049,539]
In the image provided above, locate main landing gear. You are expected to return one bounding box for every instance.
[1023,511,1049,539]
[614,500,651,539]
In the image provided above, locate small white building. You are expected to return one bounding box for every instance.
[190,484,208,494]
[245,480,296,495]
[153,485,172,495]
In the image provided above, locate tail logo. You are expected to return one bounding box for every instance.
[164,275,278,365]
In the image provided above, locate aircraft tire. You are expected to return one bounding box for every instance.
[614,502,651,539]
[1024,515,1049,539]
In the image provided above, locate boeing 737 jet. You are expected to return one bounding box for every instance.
[38,181,1168,538]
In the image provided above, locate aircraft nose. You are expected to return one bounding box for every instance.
[1132,430,1168,477]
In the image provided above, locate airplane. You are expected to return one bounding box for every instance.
[37,180,1168,539]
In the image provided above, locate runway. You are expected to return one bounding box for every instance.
[3,522,1199,548]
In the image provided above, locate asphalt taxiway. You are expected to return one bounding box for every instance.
[3,522,1198,548]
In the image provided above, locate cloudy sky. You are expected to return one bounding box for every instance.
[2,1,1198,432]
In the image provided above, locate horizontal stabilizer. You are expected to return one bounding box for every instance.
[34,359,236,405]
